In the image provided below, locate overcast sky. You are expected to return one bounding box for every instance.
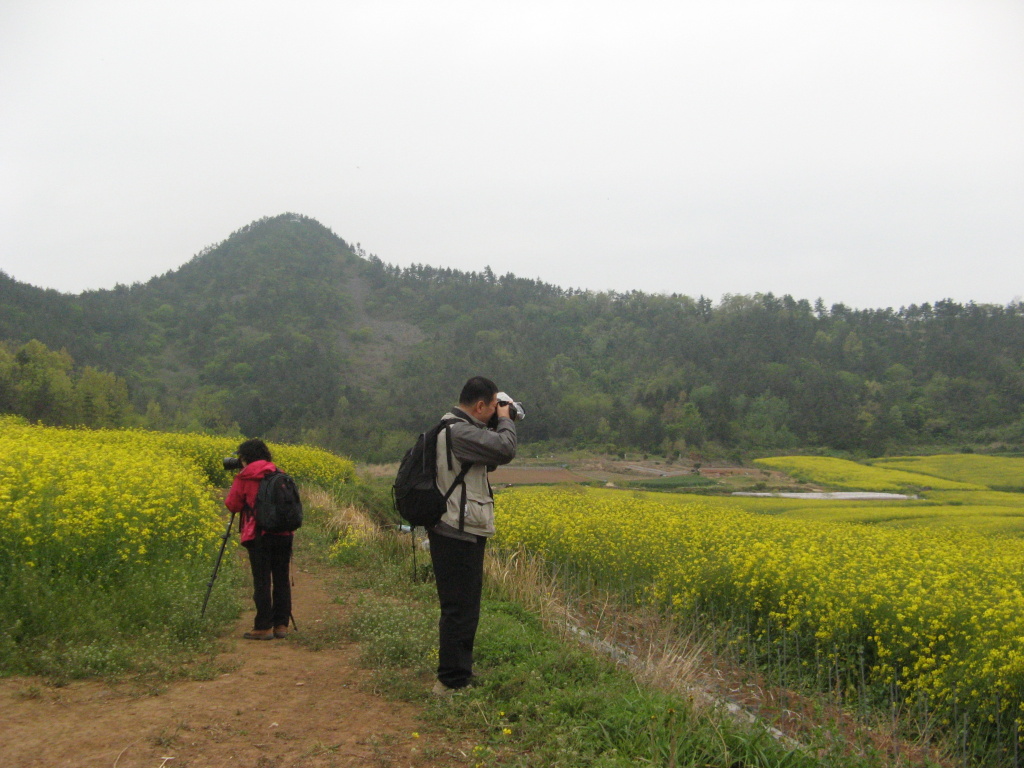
[2,1,1022,309]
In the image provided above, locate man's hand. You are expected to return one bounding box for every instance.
[496,402,511,420]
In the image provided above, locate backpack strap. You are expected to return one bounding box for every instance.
[444,423,455,471]
[439,413,474,531]
[440,411,473,474]
[458,479,470,532]
[253,470,279,544]
[442,462,472,532]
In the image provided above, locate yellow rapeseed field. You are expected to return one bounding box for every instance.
[870,454,1024,491]
[0,416,355,580]
[923,489,1024,507]
[753,455,983,491]
[0,416,358,677]
[496,486,1024,732]
[0,418,221,578]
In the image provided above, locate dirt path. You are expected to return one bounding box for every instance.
[1,562,452,768]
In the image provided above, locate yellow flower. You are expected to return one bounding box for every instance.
[494,485,1024,737]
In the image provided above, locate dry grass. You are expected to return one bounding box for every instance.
[356,463,400,481]
[304,487,384,544]
[483,546,562,617]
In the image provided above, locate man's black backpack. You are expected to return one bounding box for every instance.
[393,416,472,529]
[254,471,303,533]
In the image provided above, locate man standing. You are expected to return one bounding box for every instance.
[429,376,517,694]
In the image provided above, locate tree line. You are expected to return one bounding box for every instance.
[0,339,133,429]
[355,261,1024,459]
[2,214,1022,460]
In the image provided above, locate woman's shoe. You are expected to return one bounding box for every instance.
[243,629,274,640]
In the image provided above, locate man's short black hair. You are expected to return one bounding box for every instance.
[237,437,273,464]
[459,376,499,406]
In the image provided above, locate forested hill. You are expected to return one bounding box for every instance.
[2,213,1023,460]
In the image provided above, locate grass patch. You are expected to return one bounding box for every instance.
[345,597,437,670]
[624,474,720,491]
[290,614,350,652]
[0,555,246,681]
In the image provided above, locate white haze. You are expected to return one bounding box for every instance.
[1,0,1022,309]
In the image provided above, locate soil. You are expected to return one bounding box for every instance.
[370,457,799,492]
[490,457,799,490]
[487,466,586,484]
[1,560,459,768]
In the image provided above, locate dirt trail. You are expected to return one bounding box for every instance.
[1,564,451,768]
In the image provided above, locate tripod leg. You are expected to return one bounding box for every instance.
[201,511,235,617]
[411,526,418,582]
[285,554,298,631]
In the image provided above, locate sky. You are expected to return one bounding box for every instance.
[1,1,1022,310]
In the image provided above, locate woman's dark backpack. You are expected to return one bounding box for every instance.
[254,471,303,533]
[393,415,472,529]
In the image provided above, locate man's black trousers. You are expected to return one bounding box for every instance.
[244,534,293,630]
[428,529,487,689]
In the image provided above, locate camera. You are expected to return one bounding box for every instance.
[223,456,243,471]
[496,391,525,422]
